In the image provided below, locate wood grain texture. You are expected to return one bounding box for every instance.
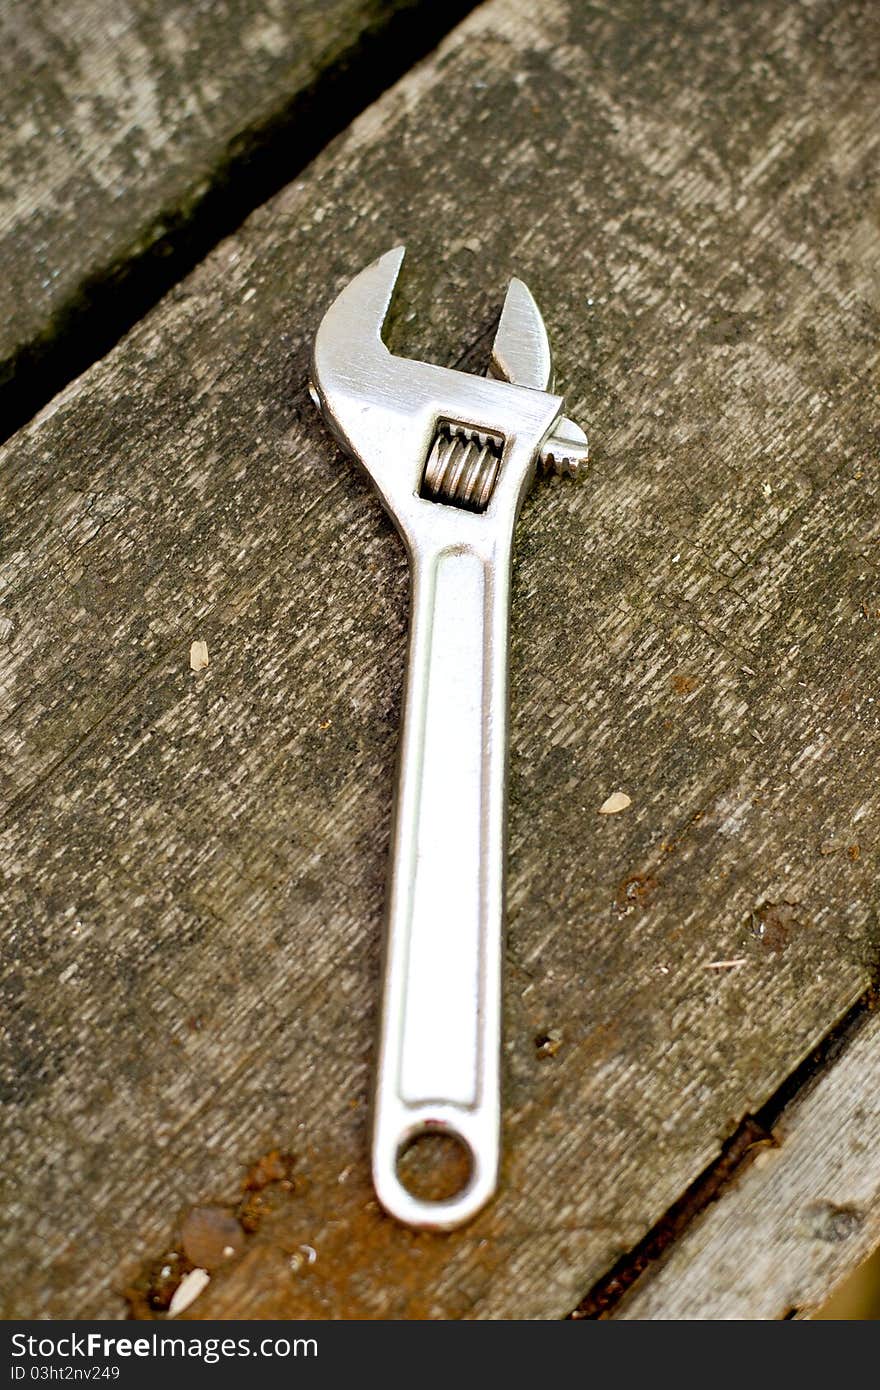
[615,1008,880,1319]
[0,0,878,1319]
[0,0,445,389]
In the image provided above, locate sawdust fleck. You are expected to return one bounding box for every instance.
[534,1030,563,1059]
[167,1267,210,1317]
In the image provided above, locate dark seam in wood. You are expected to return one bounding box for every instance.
[567,981,880,1320]
[0,0,481,447]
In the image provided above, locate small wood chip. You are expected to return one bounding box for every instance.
[820,838,845,855]
[703,958,747,970]
[598,791,632,815]
[189,639,209,672]
[167,1267,210,1317]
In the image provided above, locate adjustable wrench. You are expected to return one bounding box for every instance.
[310,248,587,1229]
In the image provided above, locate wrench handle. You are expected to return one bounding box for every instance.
[371,536,510,1228]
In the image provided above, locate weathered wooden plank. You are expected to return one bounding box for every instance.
[614,1009,880,1319]
[0,0,473,420]
[0,0,878,1320]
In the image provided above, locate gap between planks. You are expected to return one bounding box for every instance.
[570,981,879,1320]
[0,0,481,447]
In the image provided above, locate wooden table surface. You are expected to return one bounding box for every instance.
[1,0,878,1320]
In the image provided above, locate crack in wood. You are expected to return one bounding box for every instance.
[568,982,879,1319]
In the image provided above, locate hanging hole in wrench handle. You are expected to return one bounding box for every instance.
[396,1127,473,1202]
[371,541,507,1229]
[376,1110,492,1231]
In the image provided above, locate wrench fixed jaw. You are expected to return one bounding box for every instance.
[310,246,565,548]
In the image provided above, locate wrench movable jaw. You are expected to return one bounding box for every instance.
[488,275,554,392]
[310,247,567,541]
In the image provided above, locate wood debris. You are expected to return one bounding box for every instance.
[181,1206,245,1270]
[167,1266,210,1317]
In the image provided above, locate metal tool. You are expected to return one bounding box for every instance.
[310,247,587,1230]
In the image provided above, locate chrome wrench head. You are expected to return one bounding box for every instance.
[310,247,587,544]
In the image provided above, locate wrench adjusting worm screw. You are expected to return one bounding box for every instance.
[310,247,587,1230]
